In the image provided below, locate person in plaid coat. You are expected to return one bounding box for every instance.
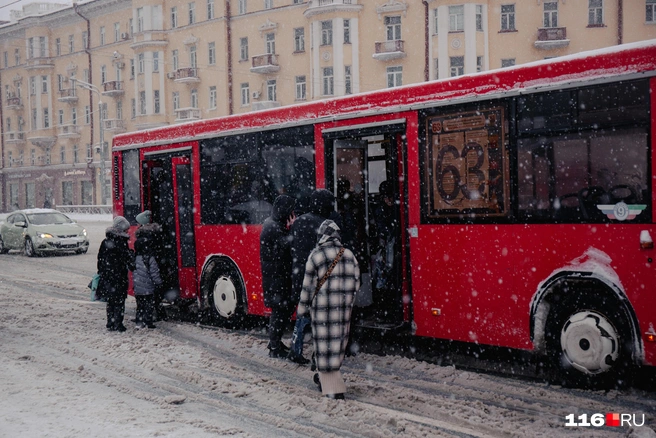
[296,219,360,399]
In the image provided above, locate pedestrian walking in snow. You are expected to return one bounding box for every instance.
[297,219,360,399]
[97,216,135,332]
[260,195,296,358]
[133,221,163,329]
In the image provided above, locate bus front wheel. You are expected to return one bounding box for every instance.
[202,260,246,326]
[545,295,633,389]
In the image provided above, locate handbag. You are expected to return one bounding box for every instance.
[88,273,101,301]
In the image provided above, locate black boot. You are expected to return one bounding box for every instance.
[287,351,310,365]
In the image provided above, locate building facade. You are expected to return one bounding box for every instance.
[1,0,655,211]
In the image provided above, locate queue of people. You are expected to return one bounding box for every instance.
[260,190,360,400]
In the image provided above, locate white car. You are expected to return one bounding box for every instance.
[0,209,89,256]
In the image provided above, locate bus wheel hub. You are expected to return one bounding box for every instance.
[213,276,237,318]
[560,311,619,375]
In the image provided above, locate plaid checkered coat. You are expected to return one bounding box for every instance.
[297,220,360,373]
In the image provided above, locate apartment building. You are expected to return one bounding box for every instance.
[1,0,655,211]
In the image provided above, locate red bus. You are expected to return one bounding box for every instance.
[113,41,656,387]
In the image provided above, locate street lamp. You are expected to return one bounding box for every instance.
[74,79,107,205]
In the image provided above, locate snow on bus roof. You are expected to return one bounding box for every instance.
[113,39,656,148]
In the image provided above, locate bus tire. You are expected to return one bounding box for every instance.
[202,259,246,327]
[545,294,633,389]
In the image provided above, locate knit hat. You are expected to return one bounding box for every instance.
[112,216,130,232]
[136,210,152,225]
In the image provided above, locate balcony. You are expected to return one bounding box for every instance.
[6,96,23,110]
[26,57,55,70]
[172,68,200,84]
[26,129,57,150]
[102,81,125,97]
[373,40,406,61]
[252,101,281,111]
[174,107,201,123]
[129,30,168,50]
[250,54,280,74]
[102,118,127,133]
[58,88,78,103]
[304,0,362,18]
[4,131,26,145]
[534,27,569,49]
[58,124,81,139]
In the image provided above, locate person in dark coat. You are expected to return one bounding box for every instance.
[133,224,163,329]
[287,189,337,364]
[260,195,296,358]
[136,210,168,321]
[297,219,360,399]
[97,216,135,332]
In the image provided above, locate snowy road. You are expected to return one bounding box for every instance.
[0,219,655,437]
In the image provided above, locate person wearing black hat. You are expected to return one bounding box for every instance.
[97,216,135,332]
[260,195,296,358]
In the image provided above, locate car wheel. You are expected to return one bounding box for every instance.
[201,258,246,327]
[546,294,633,389]
[24,237,37,257]
[0,236,8,254]
[76,248,88,254]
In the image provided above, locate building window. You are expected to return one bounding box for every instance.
[240,38,248,60]
[265,0,273,9]
[100,26,106,45]
[55,38,61,56]
[117,101,123,119]
[387,66,402,87]
[344,19,350,43]
[154,90,160,114]
[648,0,656,22]
[322,67,334,96]
[544,2,558,28]
[41,76,48,94]
[240,83,249,105]
[130,59,135,78]
[207,0,215,19]
[190,45,197,68]
[171,7,178,28]
[138,53,145,74]
[14,48,20,66]
[85,106,90,124]
[209,86,217,109]
[294,28,305,52]
[69,35,75,53]
[43,108,49,128]
[433,8,438,34]
[476,5,483,31]
[58,109,64,125]
[71,107,77,125]
[501,58,516,67]
[31,148,36,166]
[265,33,275,54]
[81,181,92,204]
[295,75,306,100]
[385,16,401,40]
[73,144,79,163]
[137,7,144,32]
[477,56,483,72]
[153,52,159,72]
[189,2,196,25]
[28,38,34,59]
[60,146,66,164]
[30,77,36,95]
[321,21,333,46]
[87,143,92,159]
[8,151,12,167]
[114,23,120,42]
[266,79,276,101]
[39,36,46,57]
[82,32,88,49]
[62,181,73,205]
[345,66,352,94]
[172,92,179,110]
[501,5,516,31]
[139,91,146,115]
[450,56,464,77]
[449,5,464,32]
[208,42,216,65]
[588,0,603,25]
[173,50,179,70]
[239,0,247,15]
[131,98,136,118]
[191,89,198,108]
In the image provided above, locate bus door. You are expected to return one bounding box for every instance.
[170,156,197,299]
[327,126,406,326]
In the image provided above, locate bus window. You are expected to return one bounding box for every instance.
[122,149,141,223]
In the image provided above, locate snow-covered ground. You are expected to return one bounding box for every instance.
[0,217,655,437]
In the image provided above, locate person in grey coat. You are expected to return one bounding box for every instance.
[133,225,163,329]
[296,219,360,399]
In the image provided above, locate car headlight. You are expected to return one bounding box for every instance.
[38,233,54,239]
[82,229,87,237]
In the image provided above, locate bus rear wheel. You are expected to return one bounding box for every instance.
[202,260,246,327]
[546,295,633,389]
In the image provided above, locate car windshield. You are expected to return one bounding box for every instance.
[27,213,74,225]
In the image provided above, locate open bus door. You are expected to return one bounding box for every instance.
[325,123,408,328]
[170,156,197,298]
